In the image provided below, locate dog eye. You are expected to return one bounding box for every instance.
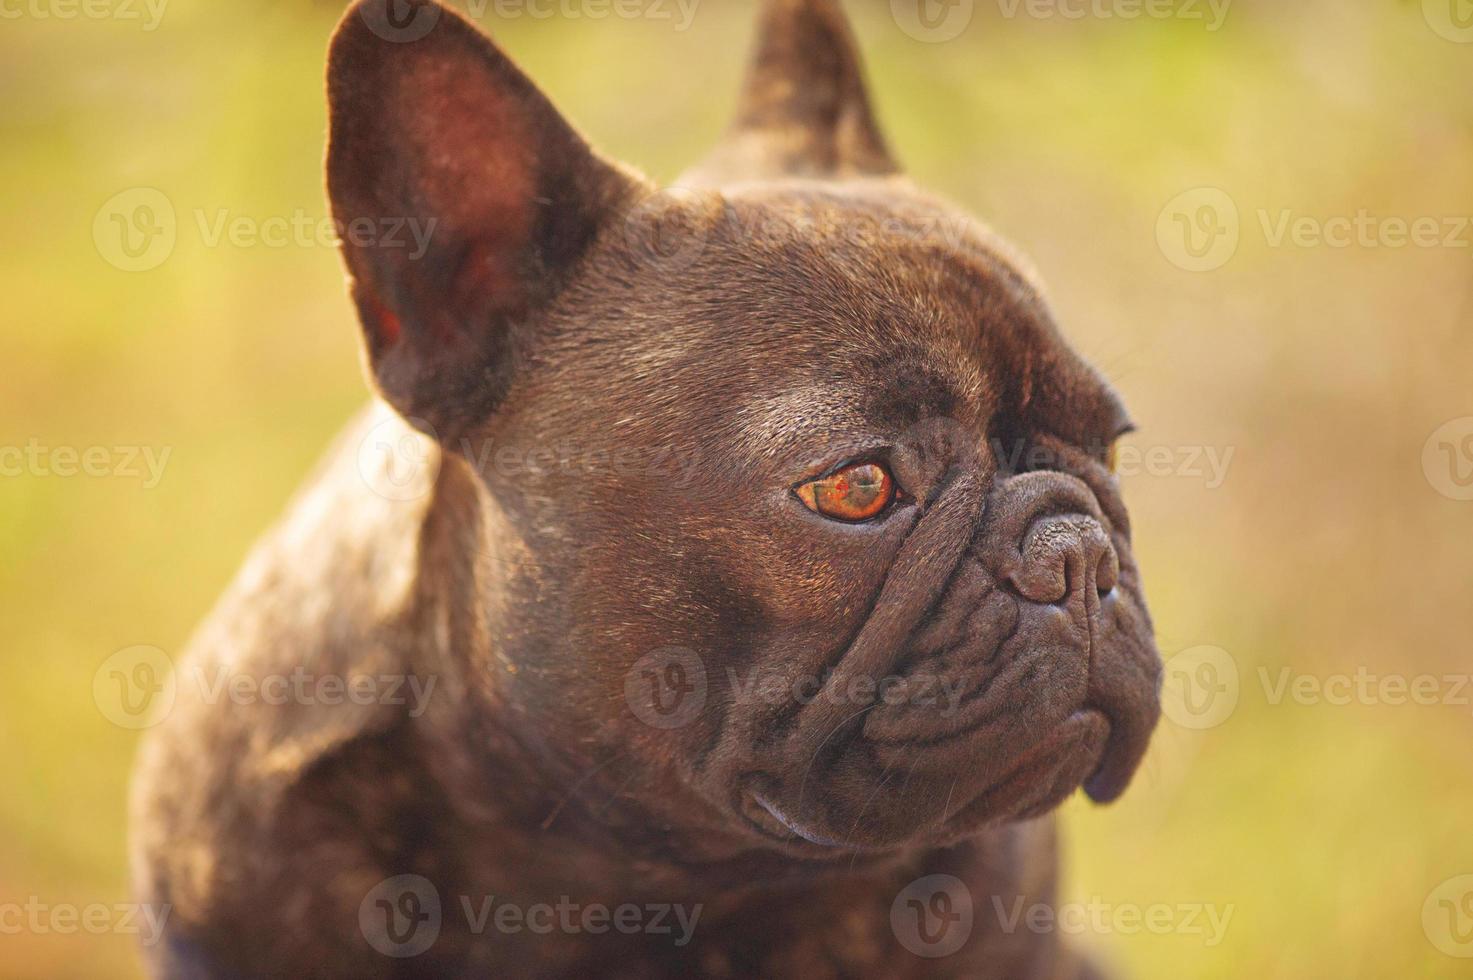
[795,462,896,522]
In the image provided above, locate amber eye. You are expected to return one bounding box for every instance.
[1106,442,1119,473]
[795,462,896,522]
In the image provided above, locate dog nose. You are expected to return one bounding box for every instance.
[1005,513,1118,605]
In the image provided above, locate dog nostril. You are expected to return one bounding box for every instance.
[1007,514,1118,607]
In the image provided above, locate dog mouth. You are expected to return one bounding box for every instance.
[713,583,1159,855]
[734,706,1113,854]
[739,788,858,852]
[944,707,1111,822]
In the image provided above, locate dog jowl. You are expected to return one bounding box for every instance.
[130,1,1161,976]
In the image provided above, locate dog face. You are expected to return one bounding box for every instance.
[327,0,1160,860]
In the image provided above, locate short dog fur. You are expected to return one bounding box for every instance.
[131,1,1162,975]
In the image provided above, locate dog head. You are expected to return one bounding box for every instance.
[327,0,1161,860]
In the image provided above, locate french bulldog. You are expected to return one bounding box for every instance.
[130,0,1162,976]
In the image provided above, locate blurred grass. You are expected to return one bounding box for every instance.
[3,1,1472,976]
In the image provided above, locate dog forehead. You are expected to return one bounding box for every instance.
[714,178,1051,299]
[542,177,1116,446]
[583,179,1053,354]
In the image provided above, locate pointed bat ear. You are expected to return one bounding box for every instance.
[685,0,898,185]
[326,0,646,440]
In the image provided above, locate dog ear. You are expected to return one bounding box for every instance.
[686,0,897,184]
[327,0,645,438]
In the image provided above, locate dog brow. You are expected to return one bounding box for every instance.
[735,385,872,452]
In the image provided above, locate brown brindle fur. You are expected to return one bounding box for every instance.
[131,1,1161,976]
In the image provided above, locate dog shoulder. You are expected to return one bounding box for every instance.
[129,402,439,962]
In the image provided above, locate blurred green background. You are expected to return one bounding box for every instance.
[4,0,1472,976]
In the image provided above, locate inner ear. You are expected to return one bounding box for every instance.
[327,0,646,438]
